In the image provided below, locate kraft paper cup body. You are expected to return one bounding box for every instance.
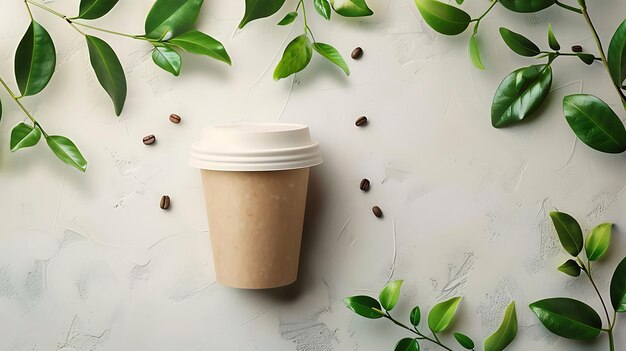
[189,123,322,289]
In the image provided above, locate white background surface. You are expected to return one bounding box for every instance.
[1,0,625,350]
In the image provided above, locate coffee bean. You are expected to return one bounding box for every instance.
[169,113,181,124]
[360,178,370,191]
[143,134,156,145]
[160,195,171,210]
[355,116,368,127]
[351,47,363,60]
[372,206,383,218]
[572,45,583,53]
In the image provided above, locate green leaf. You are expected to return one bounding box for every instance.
[410,306,421,326]
[395,338,419,351]
[313,42,350,76]
[608,19,626,87]
[239,0,286,28]
[557,259,581,277]
[576,53,595,65]
[468,34,484,70]
[85,35,127,116]
[547,23,560,51]
[168,30,231,65]
[456,0,464,4]
[314,0,332,20]
[611,257,626,312]
[484,302,518,351]
[330,0,373,17]
[454,333,474,349]
[45,135,88,172]
[529,298,602,340]
[277,12,298,25]
[414,0,471,36]
[343,296,384,319]
[491,65,552,128]
[499,27,540,57]
[14,21,56,96]
[145,0,203,40]
[152,44,182,76]
[10,122,41,151]
[585,223,612,261]
[78,0,119,19]
[549,211,584,256]
[379,280,403,311]
[428,296,462,333]
[563,94,626,153]
[273,34,312,80]
[499,0,556,12]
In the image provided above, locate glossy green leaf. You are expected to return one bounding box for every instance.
[10,122,41,151]
[277,12,298,25]
[379,280,403,311]
[608,19,626,87]
[330,0,373,17]
[395,338,419,351]
[152,44,181,76]
[239,0,286,28]
[314,0,332,20]
[529,298,602,340]
[499,27,540,57]
[484,302,517,351]
[313,42,350,76]
[45,135,88,172]
[563,94,626,153]
[557,259,581,277]
[468,35,484,70]
[414,0,471,36]
[547,23,560,51]
[611,257,626,312]
[499,0,556,12]
[410,306,421,326]
[344,295,384,319]
[456,0,464,4]
[273,34,312,80]
[585,223,612,261]
[549,211,584,256]
[576,53,595,65]
[14,21,56,96]
[454,333,474,349]
[491,65,552,128]
[168,30,231,65]
[145,0,203,40]
[86,35,127,116]
[78,0,119,19]
[428,296,462,333]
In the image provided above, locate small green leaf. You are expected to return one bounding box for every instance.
[239,0,286,28]
[585,223,612,261]
[314,0,332,20]
[379,280,403,311]
[15,21,56,96]
[145,0,203,40]
[86,35,127,116]
[344,296,384,319]
[273,34,313,80]
[576,53,595,65]
[428,296,462,333]
[277,12,298,25]
[550,211,584,256]
[468,34,484,70]
[557,259,581,277]
[152,44,182,76]
[455,0,464,4]
[610,256,626,312]
[608,19,626,87]
[10,122,41,151]
[414,0,471,36]
[78,0,119,19]
[563,94,626,153]
[547,23,560,51]
[499,0,556,12]
[313,42,350,76]
[45,135,88,172]
[499,27,540,57]
[395,338,419,351]
[529,298,602,340]
[410,306,421,326]
[484,302,518,351]
[454,333,474,349]
[168,30,231,65]
[330,0,373,17]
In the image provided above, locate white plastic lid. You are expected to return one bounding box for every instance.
[189,123,323,171]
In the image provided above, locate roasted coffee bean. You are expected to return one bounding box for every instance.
[143,134,156,145]
[169,113,181,124]
[160,195,171,210]
[355,116,368,127]
[360,178,370,191]
[571,45,583,53]
[372,206,383,218]
[351,47,363,60]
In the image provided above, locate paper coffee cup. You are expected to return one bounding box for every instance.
[189,123,322,289]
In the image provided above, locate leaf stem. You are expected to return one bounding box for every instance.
[471,0,498,30]
[298,0,316,42]
[0,75,48,136]
[384,313,455,351]
[23,0,34,20]
[555,1,583,14]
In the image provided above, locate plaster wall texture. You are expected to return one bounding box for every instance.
[1,0,625,350]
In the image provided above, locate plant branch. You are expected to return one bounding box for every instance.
[583,262,612,329]
[384,313,455,351]
[0,75,48,136]
[555,1,583,14]
[23,0,34,20]
[298,0,316,42]
[471,0,498,34]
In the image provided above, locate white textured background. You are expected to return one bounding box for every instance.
[1,0,625,350]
